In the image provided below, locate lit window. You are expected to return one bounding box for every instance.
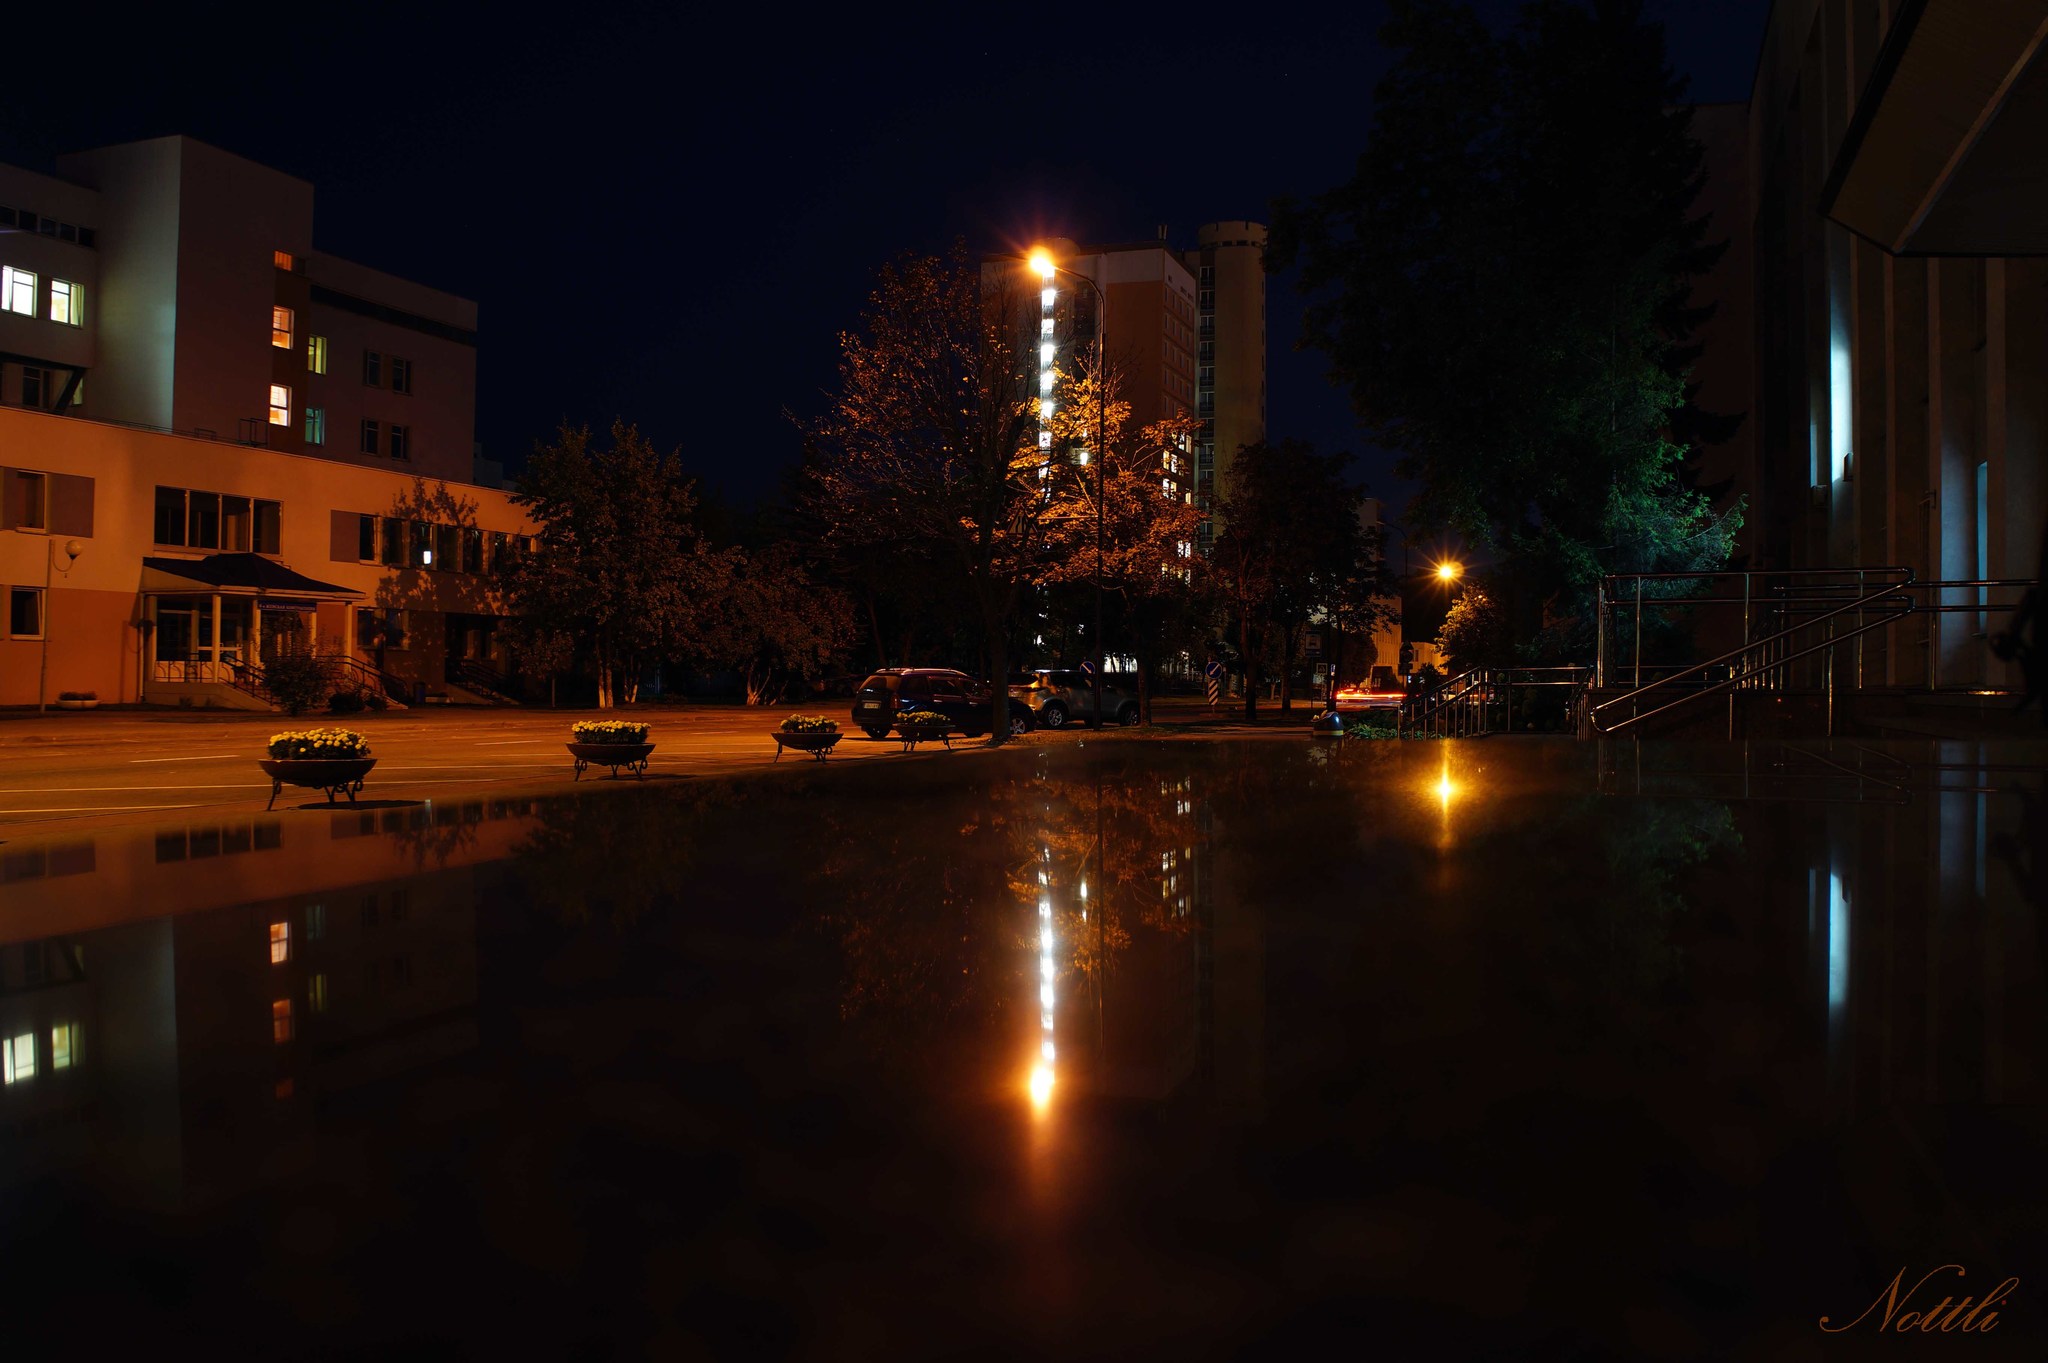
[1,266,36,316]
[1040,318,1054,336]
[48,278,82,326]
[271,306,294,349]
[268,384,290,426]
[1040,399,1054,420]
[273,250,297,271]
[307,334,328,374]
[272,999,293,1044]
[1041,287,1056,309]
[269,921,291,964]
[304,407,325,445]
[308,973,328,1013]
[49,1024,74,1070]
[0,1032,33,1082]
[1039,371,1054,394]
[1039,343,1054,365]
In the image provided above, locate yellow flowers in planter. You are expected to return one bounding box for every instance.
[896,710,952,729]
[268,729,372,760]
[779,715,839,733]
[572,720,651,745]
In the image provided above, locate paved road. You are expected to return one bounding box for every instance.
[0,699,1295,837]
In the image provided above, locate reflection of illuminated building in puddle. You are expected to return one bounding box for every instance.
[0,804,525,1209]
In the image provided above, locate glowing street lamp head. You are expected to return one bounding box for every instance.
[1436,561,1462,582]
[1029,249,1056,281]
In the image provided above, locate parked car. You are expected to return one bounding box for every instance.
[1333,665,1406,712]
[1007,669,1141,729]
[852,668,1035,739]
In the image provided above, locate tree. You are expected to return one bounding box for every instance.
[1211,440,1385,720]
[709,544,858,705]
[1271,0,1741,658]
[1438,585,1512,673]
[504,422,735,708]
[1035,368,1206,723]
[804,245,1048,741]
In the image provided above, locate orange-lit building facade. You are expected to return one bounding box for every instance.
[0,136,528,708]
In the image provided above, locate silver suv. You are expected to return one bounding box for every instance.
[1008,669,1141,729]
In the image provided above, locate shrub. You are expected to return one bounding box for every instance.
[572,720,651,745]
[268,728,371,761]
[779,715,839,733]
[57,690,97,701]
[365,691,390,711]
[328,688,366,715]
[265,650,337,717]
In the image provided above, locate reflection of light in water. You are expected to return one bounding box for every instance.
[1827,872,1849,1013]
[1031,870,1056,1116]
[1435,756,1456,809]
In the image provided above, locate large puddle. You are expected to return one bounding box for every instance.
[1,738,2043,1353]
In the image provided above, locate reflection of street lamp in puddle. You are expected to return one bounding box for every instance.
[1029,877,1056,1117]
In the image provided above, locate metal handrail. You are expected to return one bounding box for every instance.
[1590,580,1915,734]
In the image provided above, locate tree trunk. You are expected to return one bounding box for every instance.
[985,604,1010,743]
[1239,611,1258,723]
[1137,648,1153,725]
[1280,625,1296,714]
[865,596,888,669]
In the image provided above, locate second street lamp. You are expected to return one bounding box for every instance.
[1031,248,1109,730]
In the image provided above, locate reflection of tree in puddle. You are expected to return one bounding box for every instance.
[387,799,486,870]
[508,788,715,927]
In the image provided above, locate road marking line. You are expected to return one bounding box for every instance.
[128,754,241,763]
[0,803,207,814]
[0,784,270,792]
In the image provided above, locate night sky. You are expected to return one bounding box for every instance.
[3,0,1769,523]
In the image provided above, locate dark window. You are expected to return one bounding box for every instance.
[8,587,42,638]
[390,357,412,394]
[187,491,221,549]
[461,527,483,574]
[362,350,382,386]
[357,514,377,561]
[254,500,282,555]
[222,495,251,551]
[154,486,186,545]
[380,517,404,567]
[360,419,380,454]
[11,470,47,529]
[21,366,47,408]
[436,524,457,572]
[388,424,410,461]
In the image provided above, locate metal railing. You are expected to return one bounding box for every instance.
[1588,568,2040,736]
[1400,665,1592,737]
[446,656,518,702]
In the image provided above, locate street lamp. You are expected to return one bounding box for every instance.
[37,537,84,713]
[1436,560,1462,582]
[1031,246,1109,730]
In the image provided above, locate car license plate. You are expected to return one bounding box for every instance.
[859,701,882,711]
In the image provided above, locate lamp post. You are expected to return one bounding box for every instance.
[38,537,84,713]
[1031,248,1109,730]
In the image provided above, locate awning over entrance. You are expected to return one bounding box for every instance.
[1822,0,2048,255]
[141,553,361,599]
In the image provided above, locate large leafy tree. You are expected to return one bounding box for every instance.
[504,421,734,708]
[706,543,858,705]
[805,246,1048,739]
[1212,440,1389,719]
[1271,0,1740,657]
[1037,369,1206,721]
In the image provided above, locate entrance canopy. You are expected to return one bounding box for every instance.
[141,553,360,599]
[1822,0,2048,254]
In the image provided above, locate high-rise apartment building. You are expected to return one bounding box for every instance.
[1182,222,1267,551]
[996,235,1202,506]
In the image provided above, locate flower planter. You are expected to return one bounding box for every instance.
[893,722,957,752]
[55,698,99,710]
[773,731,843,763]
[567,741,655,780]
[260,757,377,810]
